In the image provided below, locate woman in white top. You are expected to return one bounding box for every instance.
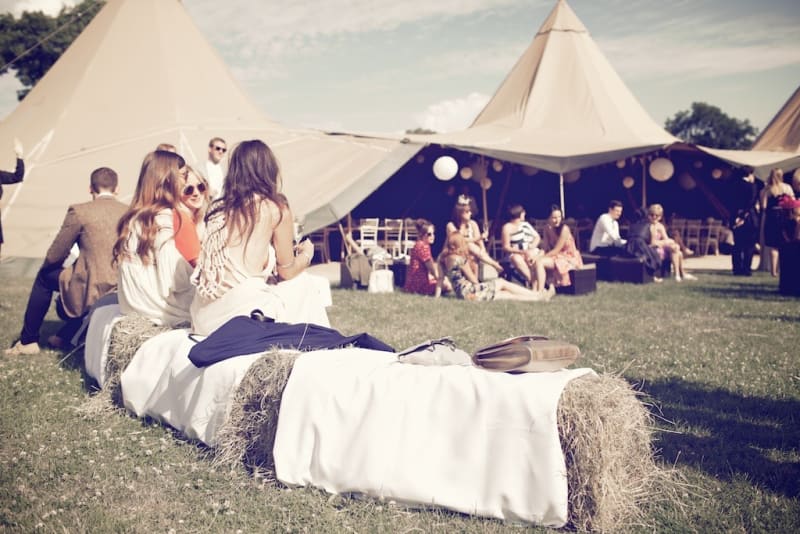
[500,203,542,288]
[190,140,330,336]
[113,150,195,326]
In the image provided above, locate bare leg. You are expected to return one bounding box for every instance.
[770,247,779,276]
[533,257,554,291]
[492,278,553,301]
[510,254,532,286]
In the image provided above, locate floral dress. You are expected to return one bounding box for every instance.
[446,256,496,301]
[543,226,583,287]
[403,240,437,296]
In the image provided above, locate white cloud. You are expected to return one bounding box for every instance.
[413,92,490,133]
[0,0,76,16]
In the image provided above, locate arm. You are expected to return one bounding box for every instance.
[501,223,521,255]
[43,206,81,268]
[460,256,481,285]
[172,209,201,267]
[0,158,24,185]
[274,204,312,281]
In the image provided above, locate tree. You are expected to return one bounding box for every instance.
[664,102,758,150]
[0,0,104,101]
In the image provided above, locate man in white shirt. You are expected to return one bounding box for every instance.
[589,200,628,256]
[204,137,227,199]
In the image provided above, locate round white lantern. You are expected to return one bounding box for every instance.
[622,176,635,189]
[492,159,504,172]
[433,156,458,181]
[711,168,723,179]
[616,159,626,169]
[480,177,492,190]
[459,167,473,180]
[521,165,539,176]
[564,170,581,183]
[649,158,674,182]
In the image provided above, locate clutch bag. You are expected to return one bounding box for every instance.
[472,335,581,373]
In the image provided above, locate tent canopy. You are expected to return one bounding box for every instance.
[406,0,677,174]
[0,0,416,258]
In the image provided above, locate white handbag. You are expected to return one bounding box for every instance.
[367,260,394,293]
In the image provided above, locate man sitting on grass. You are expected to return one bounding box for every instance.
[5,167,127,355]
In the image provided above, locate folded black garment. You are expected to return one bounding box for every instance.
[188,316,395,367]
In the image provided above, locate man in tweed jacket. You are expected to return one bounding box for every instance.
[5,167,128,355]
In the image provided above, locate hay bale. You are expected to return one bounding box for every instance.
[213,349,300,476]
[102,314,171,406]
[558,373,673,532]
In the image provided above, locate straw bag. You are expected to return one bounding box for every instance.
[368,260,394,293]
[472,335,581,373]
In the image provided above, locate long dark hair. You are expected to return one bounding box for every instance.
[206,139,288,246]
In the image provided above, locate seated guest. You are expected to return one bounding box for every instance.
[438,232,553,302]
[589,199,628,256]
[190,140,330,336]
[113,150,195,327]
[536,205,583,290]
[5,167,127,355]
[647,204,696,282]
[500,203,542,288]
[173,166,210,267]
[446,194,503,278]
[403,219,447,296]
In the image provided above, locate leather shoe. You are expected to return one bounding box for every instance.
[47,335,65,349]
[4,341,41,356]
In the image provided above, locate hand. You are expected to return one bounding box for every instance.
[13,138,23,158]
[296,239,314,263]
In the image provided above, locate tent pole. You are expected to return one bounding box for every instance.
[559,173,565,216]
[641,157,647,209]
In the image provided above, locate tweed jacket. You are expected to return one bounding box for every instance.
[44,194,128,318]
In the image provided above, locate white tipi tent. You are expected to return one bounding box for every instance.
[0,0,417,258]
[753,85,800,153]
[407,0,677,174]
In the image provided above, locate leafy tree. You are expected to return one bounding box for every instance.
[665,102,758,149]
[0,0,104,100]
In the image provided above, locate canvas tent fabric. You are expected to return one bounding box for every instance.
[0,0,417,258]
[753,85,800,153]
[405,0,677,174]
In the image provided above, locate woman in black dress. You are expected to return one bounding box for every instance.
[760,168,794,277]
[0,139,25,259]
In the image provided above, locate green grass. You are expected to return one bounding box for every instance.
[1,269,799,532]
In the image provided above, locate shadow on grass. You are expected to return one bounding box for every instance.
[686,282,790,301]
[642,377,800,498]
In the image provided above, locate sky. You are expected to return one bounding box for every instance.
[0,0,798,136]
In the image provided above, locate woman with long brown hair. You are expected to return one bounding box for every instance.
[113,150,195,326]
[190,140,329,335]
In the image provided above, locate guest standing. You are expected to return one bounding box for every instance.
[0,138,25,260]
[204,137,227,200]
[760,168,795,277]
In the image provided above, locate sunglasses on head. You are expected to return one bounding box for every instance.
[213,146,227,153]
[182,183,207,196]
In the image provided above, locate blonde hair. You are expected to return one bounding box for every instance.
[647,203,664,218]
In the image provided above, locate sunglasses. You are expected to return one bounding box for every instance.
[182,183,207,196]
[426,231,435,236]
[213,146,227,153]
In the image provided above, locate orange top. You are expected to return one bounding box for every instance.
[173,209,200,267]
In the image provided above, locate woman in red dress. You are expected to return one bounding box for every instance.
[403,219,445,296]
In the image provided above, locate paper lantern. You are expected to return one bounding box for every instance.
[480,177,493,190]
[678,172,696,190]
[564,170,581,183]
[649,158,674,182]
[622,176,635,189]
[521,165,539,176]
[433,156,458,181]
[492,159,504,172]
[415,154,425,164]
[459,167,473,180]
[693,160,703,169]
[711,168,723,179]
[616,159,626,169]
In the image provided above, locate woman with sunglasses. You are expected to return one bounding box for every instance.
[190,140,330,336]
[403,219,449,296]
[445,195,503,279]
[113,150,195,326]
[173,166,210,267]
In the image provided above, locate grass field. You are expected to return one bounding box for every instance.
[1,266,798,532]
